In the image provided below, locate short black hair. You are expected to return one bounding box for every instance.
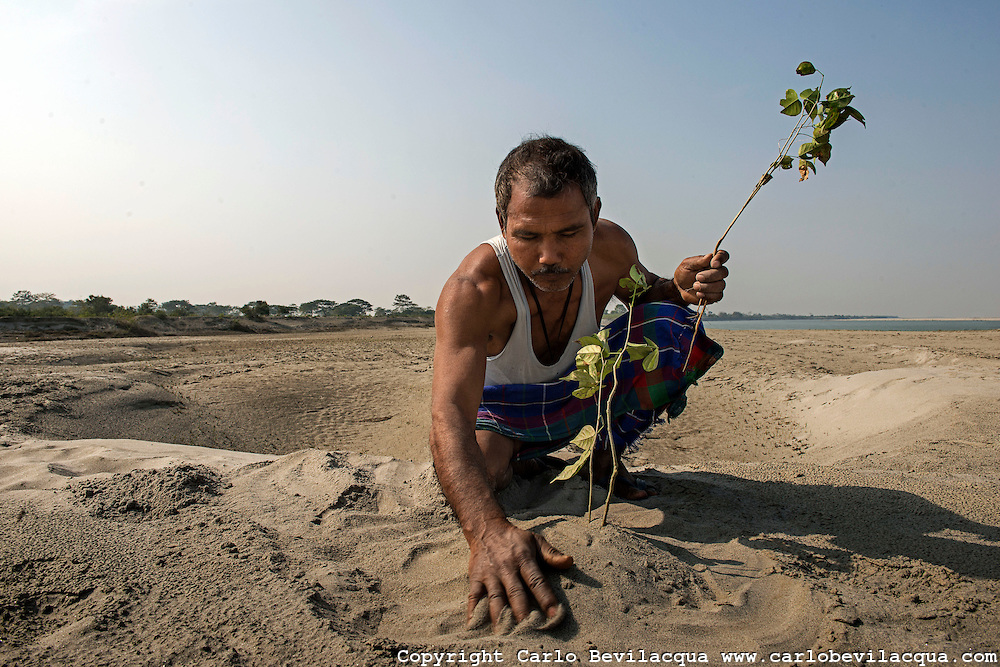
[495,136,598,227]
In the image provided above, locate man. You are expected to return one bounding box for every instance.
[429,136,729,631]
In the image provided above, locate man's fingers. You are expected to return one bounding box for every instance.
[518,559,561,620]
[535,533,574,570]
[695,264,729,284]
[711,249,729,268]
[467,580,487,623]
[485,578,508,629]
[499,567,533,624]
[531,534,573,620]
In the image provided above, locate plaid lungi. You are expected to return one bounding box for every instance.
[476,301,724,461]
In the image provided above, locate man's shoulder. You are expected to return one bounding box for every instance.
[591,219,640,273]
[437,242,510,323]
[593,218,635,251]
[450,242,504,295]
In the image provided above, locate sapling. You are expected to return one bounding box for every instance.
[555,62,864,525]
[680,61,866,373]
[552,265,656,524]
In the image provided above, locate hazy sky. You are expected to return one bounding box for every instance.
[3,0,998,317]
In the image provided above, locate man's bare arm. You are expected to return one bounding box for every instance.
[595,220,728,306]
[430,270,505,538]
[430,263,571,629]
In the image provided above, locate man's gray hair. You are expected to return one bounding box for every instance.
[495,136,598,228]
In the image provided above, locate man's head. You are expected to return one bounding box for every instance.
[495,136,599,230]
[495,137,602,293]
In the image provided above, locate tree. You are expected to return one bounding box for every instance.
[330,298,372,317]
[299,299,338,317]
[83,295,115,316]
[347,298,373,315]
[10,290,34,305]
[194,302,236,317]
[10,291,60,310]
[392,294,419,313]
[330,301,365,317]
[161,300,193,316]
[138,299,158,315]
[272,304,295,317]
[241,300,270,319]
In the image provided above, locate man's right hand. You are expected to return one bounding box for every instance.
[466,518,573,629]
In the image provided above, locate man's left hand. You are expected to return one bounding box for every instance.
[674,250,729,305]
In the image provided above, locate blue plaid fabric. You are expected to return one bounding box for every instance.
[476,301,724,461]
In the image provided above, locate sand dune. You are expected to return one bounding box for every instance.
[2,329,998,665]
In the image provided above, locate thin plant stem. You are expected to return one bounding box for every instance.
[599,289,640,526]
[586,363,605,523]
[679,99,817,376]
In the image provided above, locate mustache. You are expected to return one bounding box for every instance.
[531,265,571,277]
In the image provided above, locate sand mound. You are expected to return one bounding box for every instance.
[782,365,1000,464]
[70,464,223,519]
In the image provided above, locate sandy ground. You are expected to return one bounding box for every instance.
[1,328,998,666]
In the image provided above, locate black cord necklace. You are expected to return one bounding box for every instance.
[526,276,575,364]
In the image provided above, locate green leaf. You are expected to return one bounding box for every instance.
[578,345,604,367]
[796,61,816,76]
[572,385,599,400]
[570,424,597,448]
[800,159,816,175]
[625,341,653,361]
[552,426,598,481]
[824,88,854,110]
[642,345,660,372]
[781,100,802,117]
[596,328,610,343]
[576,334,603,348]
[800,88,820,104]
[798,142,817,157]
[814,142,832,166]
[843,105,866,127]
[619,277,637,292]
[813,127,830,144]
[818,108,841,132]
[828,108,857,131]
[626,265,648,295]
[553,448,594,482]
[799,88,819,117]
[780,89,802,116]
[587,362,604,384]
[779,155,794,170]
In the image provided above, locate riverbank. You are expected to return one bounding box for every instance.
[2,328,998,664]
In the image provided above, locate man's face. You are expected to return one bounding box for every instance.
[499,180,600,293]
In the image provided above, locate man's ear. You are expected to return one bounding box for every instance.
[496,207,506,233]
[591,197,602,226]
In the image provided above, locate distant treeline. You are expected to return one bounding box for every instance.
[0,291,434,320]
[705,311,897,321]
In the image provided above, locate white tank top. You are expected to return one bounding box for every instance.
[483,234,598,386]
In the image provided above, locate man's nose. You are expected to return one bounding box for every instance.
[537,238,563,266]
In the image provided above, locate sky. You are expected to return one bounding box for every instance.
[2,0,998,318]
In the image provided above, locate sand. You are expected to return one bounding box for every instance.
[1,328,998,665]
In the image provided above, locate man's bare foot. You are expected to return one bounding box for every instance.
[588,448,657,500]
[511,455,564,480]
